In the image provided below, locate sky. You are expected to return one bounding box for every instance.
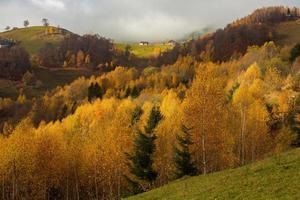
[1,0,300,42]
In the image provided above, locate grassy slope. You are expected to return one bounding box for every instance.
[274,19,300,46]
[116,43,174,58]
[0,26,71,54]
[126,148,300,200]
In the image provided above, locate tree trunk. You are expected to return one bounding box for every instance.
[94,172,98,200]
[241,109,246,165]
[201,108,207,175]
[12,160,16,200]
[202,133,207,175]
[66,175,69,200]
[74,167,80,200]
[240,107,246,166]
[117,172,121,200]
[2,175,4,200]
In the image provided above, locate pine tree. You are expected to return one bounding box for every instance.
[88,82,103,102]
[131,106,143,125]
[88,83,95,102]
[126,106,163,192]
[93,83,103,99]
[173,125,197,178]
[59,104,68,121]
[290,43,300,62]
[130,86,139,98]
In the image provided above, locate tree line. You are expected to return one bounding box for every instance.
[0,46,30,80]
[37,34,114,69]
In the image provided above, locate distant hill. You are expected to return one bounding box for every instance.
[127,148,300,200]
[0,26,73,54]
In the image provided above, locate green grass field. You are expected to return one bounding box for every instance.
[126,148,300,200]
[116,43,174,58]
[0,68,99,99]
[0,26,71,54]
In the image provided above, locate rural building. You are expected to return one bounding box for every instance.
[139,41,149,46]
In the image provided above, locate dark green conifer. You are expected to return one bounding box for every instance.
[126,106,163,193]
[173,125,197,178]
[88,82,103,102]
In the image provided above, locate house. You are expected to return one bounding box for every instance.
[139,41,149,46]
[0,39,16,48]
[168,40,176,45]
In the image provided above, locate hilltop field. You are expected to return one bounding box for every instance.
[0,26,72,54]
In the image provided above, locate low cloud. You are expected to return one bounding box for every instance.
[1,0,300,41]
[30,0,66,10]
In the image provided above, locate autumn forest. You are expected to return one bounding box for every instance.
[0,5,300,200]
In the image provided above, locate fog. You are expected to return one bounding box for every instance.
[1,0,300,41]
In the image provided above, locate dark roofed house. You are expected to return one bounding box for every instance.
[139,41,149,46]
[0,39,16,48]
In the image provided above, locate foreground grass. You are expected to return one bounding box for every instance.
[116,43,174,58]
[0,26,71,54]
[126,148,300,200]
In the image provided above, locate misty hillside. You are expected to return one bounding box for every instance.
[168,6,300,63]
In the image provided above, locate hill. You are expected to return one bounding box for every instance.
[126,148,300,200]
[169,6,300,63]
[0,26,73,54]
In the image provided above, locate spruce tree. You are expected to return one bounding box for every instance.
[126,106,163,192]
[173,125,197,179]
[130,86,139,98]
[88,82,103,102]
[88,83,95,102]
[94,82,103,99]
[131,106,143,125]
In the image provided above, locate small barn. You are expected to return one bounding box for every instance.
[139,41,149,46]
